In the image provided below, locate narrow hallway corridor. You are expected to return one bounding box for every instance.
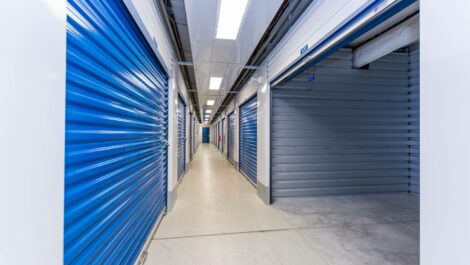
[6,1,470,264]
[144,144,328,265]
[144,144,419,265]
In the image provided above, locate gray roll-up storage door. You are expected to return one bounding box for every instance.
[65,1,168,263]
[239,96,257,184]
[228,112,235,164]
[409,44,419,194]
[177,95,186,180]
[271,49,413,199]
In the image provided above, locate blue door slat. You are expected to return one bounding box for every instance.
[65,1,168,264]
[177,95,186,179]
[239,96,257,183]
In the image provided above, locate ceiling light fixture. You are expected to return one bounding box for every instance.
[206,110,212,113]
[216,0,249,40]
[207,100,215,106]
[209,77,223,90]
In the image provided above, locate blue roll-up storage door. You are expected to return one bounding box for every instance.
[221,118,225,153]
[239,96,257,184]
[65,1,168,264]
[228,112,235,164]
[219,121,222,151]
[177,95,186,179]
[203,127,210,143]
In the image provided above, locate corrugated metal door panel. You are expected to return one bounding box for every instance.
[271,49,411,199]
[228,112,235,163]
[239,96,257,184]
[177,95,186,179]
[65,1,168,264]
[222,118,226,153]
[409,44,419,194]
[218,121,222,151]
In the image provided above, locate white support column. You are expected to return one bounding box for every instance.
[422,1,470,264]
[257,65,271,204]
[0,1,66,264]
[167,62,178,211]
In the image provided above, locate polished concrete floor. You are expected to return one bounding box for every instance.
[144,144,419,265]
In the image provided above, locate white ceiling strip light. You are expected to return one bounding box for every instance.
[216,0,249,40]
[209,77,223,90]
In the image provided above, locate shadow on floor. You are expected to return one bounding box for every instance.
[273,193,420,265]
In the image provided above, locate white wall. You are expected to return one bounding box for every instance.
[421,1,470,264]
[0,1,66,264]
[124,0,174,73]
[198,124,204,144]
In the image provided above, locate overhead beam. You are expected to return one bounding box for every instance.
[177,61,193,66]
[353,14,419,68]
[158,0,202,122]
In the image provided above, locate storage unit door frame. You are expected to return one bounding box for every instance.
[177,94,186,180]
[228,112,235,164]
[239,95,258,184]
[270,48,415,199]
[64,1,169,263]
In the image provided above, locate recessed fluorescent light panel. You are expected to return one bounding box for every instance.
[207,100,215,106]
[206,110,212,113]
[209,77,223,90]
[216,0,249,40]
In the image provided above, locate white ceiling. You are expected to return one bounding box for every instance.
[184,0,283,119]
